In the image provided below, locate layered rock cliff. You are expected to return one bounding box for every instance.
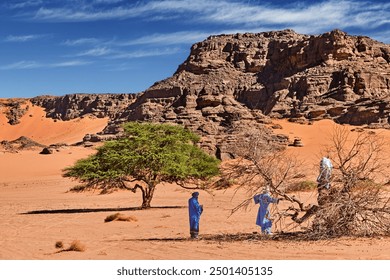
[24,29,390,157]
[144,29,390,125]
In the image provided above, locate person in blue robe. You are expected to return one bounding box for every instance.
[254,187,280,235]
[188,192,203,239]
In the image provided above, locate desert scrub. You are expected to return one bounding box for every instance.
[55,241,64,249]
[55,240,86,253]
[104,213,138,223]
[286,180,317,192]
[67,240,86,252]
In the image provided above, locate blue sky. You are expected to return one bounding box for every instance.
[1,0,389,98]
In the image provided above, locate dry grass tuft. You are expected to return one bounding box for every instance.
[66,240,86,252]
[55,240,86,253]
[104,212,138,223]
[161,214,171,218]
[55,241,64,249]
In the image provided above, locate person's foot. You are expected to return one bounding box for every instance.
[190,233,199,239]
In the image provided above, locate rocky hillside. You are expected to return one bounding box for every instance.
[12,29,390,158]
[148,29,390,125]
[30,93,138,120]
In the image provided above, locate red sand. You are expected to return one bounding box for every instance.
[0,101,108,145]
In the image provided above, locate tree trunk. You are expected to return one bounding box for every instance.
[141,184,156,209]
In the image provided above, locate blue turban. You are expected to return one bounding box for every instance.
[192,192,199,197]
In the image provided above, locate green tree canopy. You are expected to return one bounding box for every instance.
[63,122,220,208]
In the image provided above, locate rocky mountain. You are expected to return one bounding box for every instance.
[147,29,390,125]
[10,29,390,158]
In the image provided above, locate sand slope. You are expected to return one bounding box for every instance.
[0,101,108,145]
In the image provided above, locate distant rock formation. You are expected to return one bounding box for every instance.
[31,93,138,120]
[0,136,46,152]
[11,29,390,158]
[0,99,29,125]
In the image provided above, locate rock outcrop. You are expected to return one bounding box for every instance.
[15,29,390,157]
[150,29,390,126]
[31,93,138,120]
[0,136,46,152]
[0,99,29,125]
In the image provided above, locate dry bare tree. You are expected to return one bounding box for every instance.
[310,126,390,238]
[221,125,390,239]
[219,128,312,230]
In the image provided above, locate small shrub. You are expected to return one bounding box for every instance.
[161,214,171,218]
[286,180,317,192]
[212,177,235,190]
[55,241,64,249]
[353,179,382,192]
[104,213,138,223]
[67,240,86,252]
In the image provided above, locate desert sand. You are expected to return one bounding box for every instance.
[0,101,108,145]
[1,108,390,260]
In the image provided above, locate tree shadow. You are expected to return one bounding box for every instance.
[21,205,186,215]
[126,232,309,242]
[127,237,190,242]
[123,232,366,243]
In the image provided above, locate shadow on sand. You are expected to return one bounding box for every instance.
[126,232,312,242]
[128,233,275,242]
[21,205,186,215]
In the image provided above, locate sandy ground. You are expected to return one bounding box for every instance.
[1,109,390,260]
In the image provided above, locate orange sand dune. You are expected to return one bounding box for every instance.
[1,117,390,260]
[272,119,390,178]
[0,102,108,145]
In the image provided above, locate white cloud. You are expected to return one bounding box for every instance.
[34,6,142,21]
[62,37,102,46]
[93,0,124,3]
[0,61,41,70]
[76,47,112,57]
[27,0,389,36]
[0,60,91,70]
[6,1,390,50]
[31,0,217,21]
[51,60,92,67]
[111,47,182,59]
[121,31,210,46]
[5,34,46,42]
[7,0,43,9]
[198,0,389,34]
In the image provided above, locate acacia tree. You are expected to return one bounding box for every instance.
[63,122,220,208]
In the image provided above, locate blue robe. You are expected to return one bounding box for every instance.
[188,197,202,235]
[254,193,278,234]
